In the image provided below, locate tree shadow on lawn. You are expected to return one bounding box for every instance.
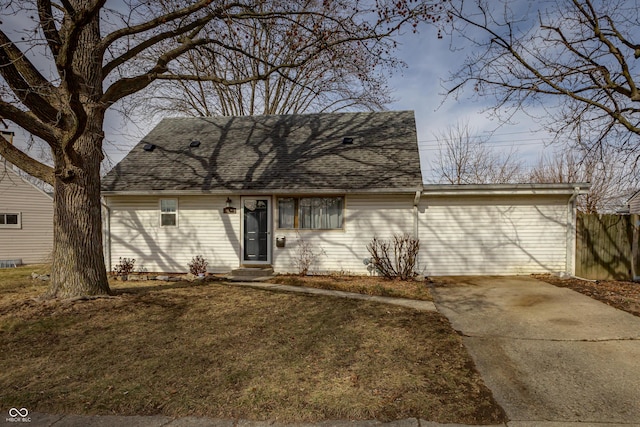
[0,278,506,424]
[111,279,212,295]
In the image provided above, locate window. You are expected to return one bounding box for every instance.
[278,197,343,229]
[0,213,21,229]
[160,199,177,226]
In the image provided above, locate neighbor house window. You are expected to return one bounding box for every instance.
[0,213,21,229]
[160,199,177,226]
[278,197,343,229]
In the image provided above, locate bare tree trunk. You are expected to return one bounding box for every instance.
[46,112,110,298]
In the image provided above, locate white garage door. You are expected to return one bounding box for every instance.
[418,195,570,276]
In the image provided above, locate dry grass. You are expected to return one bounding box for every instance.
[0,266,504,424]
[534,274,640,317]
[268,274,433,301]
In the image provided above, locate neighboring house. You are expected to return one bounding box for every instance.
[0,164,54,265]
[628,190,640,214]
[101,111,589,276]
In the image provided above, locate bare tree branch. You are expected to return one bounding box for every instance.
[432,120,522,184]
[446,0,640,157]
[0,0,446,298]
[0,100,58,143]
[0,134,54,184]
[527,147,638,213]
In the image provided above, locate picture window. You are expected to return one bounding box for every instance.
[277,197,343,229]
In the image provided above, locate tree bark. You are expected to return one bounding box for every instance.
[44,3,110,298]
[46,111,110,298]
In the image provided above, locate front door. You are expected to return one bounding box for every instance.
[242,198,271,264]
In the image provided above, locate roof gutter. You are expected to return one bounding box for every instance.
[421,183,591,197]
[101,198,111,273]
[101,187,424,197]
[413,190,420,238]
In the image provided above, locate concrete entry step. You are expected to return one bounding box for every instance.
[227,267,274,281]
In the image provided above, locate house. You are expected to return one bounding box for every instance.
[101,111,589,276]
[0,164,54,265]
[628,190,640,214]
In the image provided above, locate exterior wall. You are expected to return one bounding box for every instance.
[629,192,640,214]
[418,195,570,275]
[272,194,416,274]
[105,193,416,274]
[105,195,241,273]
[0,168,53,264]
[105,192,573,276]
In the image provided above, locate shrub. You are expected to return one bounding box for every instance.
[113,257,135,278]
[188,255,208,275]
[293,234,326,276]
[366,233,420,280]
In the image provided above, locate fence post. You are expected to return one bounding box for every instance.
[633,214,639,282]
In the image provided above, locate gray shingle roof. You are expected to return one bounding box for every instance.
[101,111,422,193]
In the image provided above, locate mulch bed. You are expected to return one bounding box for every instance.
[533,274,640,317]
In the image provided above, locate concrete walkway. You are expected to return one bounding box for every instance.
[226,281,438,312]
[430,276,640,426]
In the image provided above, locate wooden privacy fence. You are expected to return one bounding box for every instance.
[575,213,640,281]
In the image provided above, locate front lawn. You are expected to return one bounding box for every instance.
[0,266,504,424]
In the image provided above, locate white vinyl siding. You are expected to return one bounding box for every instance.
[0,168,53,264]
[106,195,240,273]
[273,194,416,274]
[629,193,640,214]
[418,195,569,275]
[106,194,416,274]
[105,192,573,276]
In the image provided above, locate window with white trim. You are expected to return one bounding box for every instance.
[160,199,177,227]
[277,197,343,229]
[0,213,21,229]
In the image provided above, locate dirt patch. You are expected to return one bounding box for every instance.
[534,274,640,317]
[0,267,504,424]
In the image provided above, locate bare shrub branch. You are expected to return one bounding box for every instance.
[293,234,326,276]
[367,234,420,280]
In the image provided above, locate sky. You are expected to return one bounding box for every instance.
[6,1,555,183]
[387,20,554,182]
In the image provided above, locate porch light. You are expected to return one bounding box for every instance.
[223,197,236,214]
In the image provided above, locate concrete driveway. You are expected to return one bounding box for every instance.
[430,276,640,426]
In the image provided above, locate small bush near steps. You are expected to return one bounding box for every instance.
[188,255,208,276]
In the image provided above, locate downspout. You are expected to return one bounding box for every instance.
[101,197,111,273]
[566,187,580,277]
[413,190,421,238]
